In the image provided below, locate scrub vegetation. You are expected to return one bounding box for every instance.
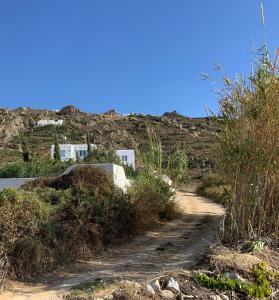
[0,159,71,178]
[0,155,176,281]
[197,173,231,206]
[194,262,279,298]
[214,51,279,247]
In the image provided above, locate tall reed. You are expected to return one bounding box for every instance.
[217,52,279,246]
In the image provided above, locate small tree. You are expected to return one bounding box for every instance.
[86,132,93,159]
[21,135,31,162]
[53,130,61,161]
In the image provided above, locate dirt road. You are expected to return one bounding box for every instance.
[1,190,224,300]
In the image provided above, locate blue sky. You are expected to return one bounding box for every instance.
[0,0,278,116]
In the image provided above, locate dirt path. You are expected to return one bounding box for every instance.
[1,190,224,300]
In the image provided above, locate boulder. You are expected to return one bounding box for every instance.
[180,295,195,299]
[146,284,156,296]
[209,295,229,300]
[161,290,175,299]
[166,277,180,294]
[149,278,161,293]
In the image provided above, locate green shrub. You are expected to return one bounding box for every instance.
[24,167,136,260]
[129,171,176,230]
[123,164,139,179]
[0,188,52,277]
[85,146,121,165]
[197,173,231,206]
[0,159,71,178]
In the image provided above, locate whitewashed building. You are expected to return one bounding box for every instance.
[38,119,63,126]
[115,149,135,170]
[51,144,136,169]
[51,144,97,161]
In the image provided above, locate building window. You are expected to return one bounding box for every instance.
[78,150,88,158]
[60,150,66,158]
[121,155,128,163]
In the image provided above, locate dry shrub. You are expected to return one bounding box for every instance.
[113,280,145,300]
[54,188,136,254]
[1,166,137,279]
[28,166,114,195]
[0,188,51,278]
[217,54,279,246]
[210,246,263,276]
[0,245,8,293]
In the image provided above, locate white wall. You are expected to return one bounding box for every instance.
[0,178,36,191]
[116,149,135,170]
[38,119,63,126]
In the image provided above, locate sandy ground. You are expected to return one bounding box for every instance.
[1,189,224,300]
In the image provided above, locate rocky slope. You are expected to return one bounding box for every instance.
[0,106,218,177]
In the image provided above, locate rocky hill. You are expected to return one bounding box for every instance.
[0,106,218,178]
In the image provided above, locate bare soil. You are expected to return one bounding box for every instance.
[1,188,224,300]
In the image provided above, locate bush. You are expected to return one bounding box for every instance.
[196,173,231,206]
[54,188,136,253]
[0,188,51,277]
[129,171,176,230]
[0,159,71,178]
[85,146,121,165]
[45,166,115,195]
[1,166,175,280]
[6,166,137,276]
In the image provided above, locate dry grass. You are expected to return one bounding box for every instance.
[210,245,279,277]
[210,246,263,276]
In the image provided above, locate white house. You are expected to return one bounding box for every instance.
[51,144,97,161]
[38,119,63,127]
[115,149,135,170]
[51,144,136,169]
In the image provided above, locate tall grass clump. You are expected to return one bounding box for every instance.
[140,127,163,173]
[216,51,279,246]
[140,127,188,186]
[167,144,188,186]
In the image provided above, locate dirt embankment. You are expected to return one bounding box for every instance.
[1,189,224,300]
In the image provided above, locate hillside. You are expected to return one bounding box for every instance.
[0,106,218,178]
